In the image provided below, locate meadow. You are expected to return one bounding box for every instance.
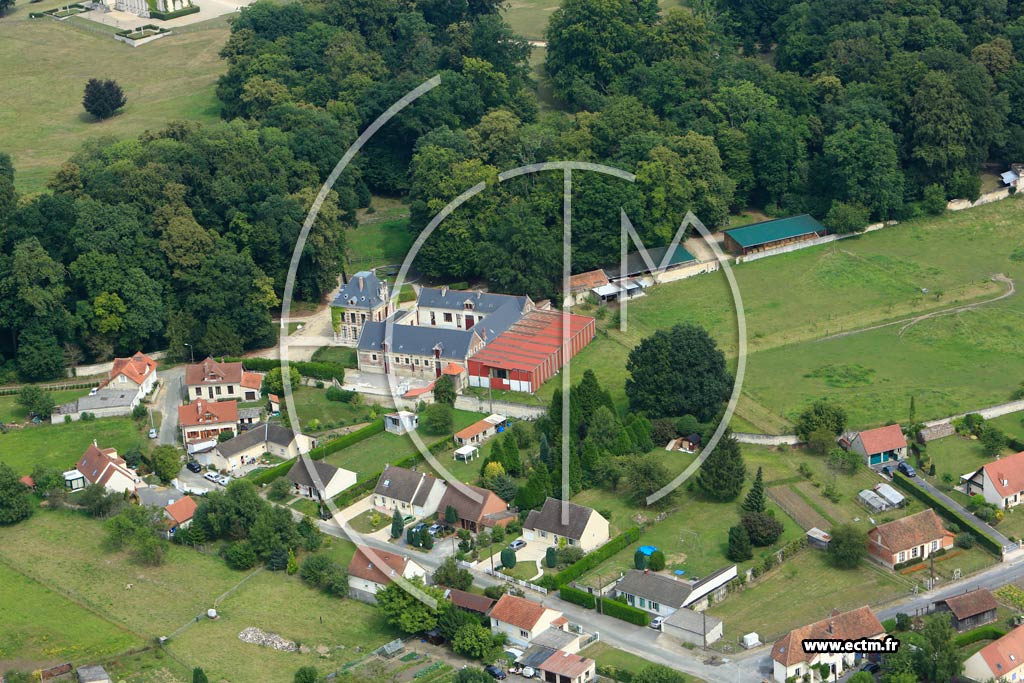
[0,417,150,475]
[538,198,1024,430]
[0,511,394,682]
[0,0,227,192]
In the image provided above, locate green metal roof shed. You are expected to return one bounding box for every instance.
[723,215,824,251]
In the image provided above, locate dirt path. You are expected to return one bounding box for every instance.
[816,273,1014,343]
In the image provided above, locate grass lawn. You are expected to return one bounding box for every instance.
[290,497,321,518]
[0,0,227,193]
[0,511,397,683]
[347,508,392,534]
[988,412,1024,442]
[289,386,374,433]
[0,562,142,663]
[324,409,485,480]
[100,648,192,683]
[346,219,415,271]
[579,642,706,682]
[923,436,997,484]
[0,389,84,423]
[0,417,150,475]
[536,198,1024,429]
[707,551,908,644]
[311,346,358,369]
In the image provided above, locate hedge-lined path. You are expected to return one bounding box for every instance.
[902,474,1015,553]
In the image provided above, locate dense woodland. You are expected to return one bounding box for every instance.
[2,0,1024,378]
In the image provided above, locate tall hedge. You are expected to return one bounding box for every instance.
[890,472,1002,556]
[220,357,347,383]
[953,625,1007,648]
[559,585,596,609]
[543,526,641,588]
[598,597,650,625]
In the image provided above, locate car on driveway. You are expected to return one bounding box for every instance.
[186,461,202,473]
[483,665,507,680]
[427,523,443,536]
[897,462,916,477]
[508,539,526,551]
[650,616,665,630]
[216,475,232,486]
[148,428,158,439]
[203,472,219,483]
[411,522,428,535]
[880,465,893,478]
[861,661,880,674]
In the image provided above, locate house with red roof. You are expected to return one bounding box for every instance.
[68,442,139,495]
[104,351,158,401]
[536,650,596,683]
[453,414,508,448]
[965,451,1024,509]
[867,509,953,569]
[164,496,197,537]
[185,357,263,402]
[489,593,566,648]
[847,424,908,469]
[771,606,886,682]
[964,623,1024,682]
[346,546,426,603]
[178,399,238,445]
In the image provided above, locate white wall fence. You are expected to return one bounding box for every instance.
[481,566,548,594]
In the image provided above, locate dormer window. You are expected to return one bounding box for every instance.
[464,301,474,310]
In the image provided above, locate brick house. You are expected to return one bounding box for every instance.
[866,509,954,569]
[438,481,513,532]
[771,606,886,682]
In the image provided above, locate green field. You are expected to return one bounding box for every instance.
[0,389,85,423]
[0,417,150,475]
[0,562,142,664]
[0,511,393,682]
[539,198,1024,429]
[324,409,486,479]
[311,346,359,369]
[289,386,374,433]
[989,413,1024,442]
[345,218,415,271]
[0,0,227,192]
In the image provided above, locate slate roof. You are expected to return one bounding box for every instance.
[347,545,412,586]
[772,606,884,667]
[332,271,387,310]
[664,608,722,635]
[358,319,479,360]
[979,451,1024,498]
[374,465,441,505]
[137,486,184,508]
[417,287,530,315]
[217,423,297,457]
[287,455,348,491]
[724,214,824,249]
[857,424,907,454]
[524,497,602,541]
[76,665,111,683]
[975,624,1024,679]
[615,570,692,609]
[940,589,998,620]
[490,594,551,631]
[530,627,578,651]
[605,244,696,279]
[54,387,139,415]
[518,645,557,669]
[869,509,950,554]
[185,357,243,385]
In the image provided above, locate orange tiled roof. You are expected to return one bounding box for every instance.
[240,372,263,390]
[772,606,884,667]
[164,496,198,525]
[178,399,238,427]
[347,546,410,586]
[109,351,157,385]
[490,594,550,631]
[868,509,949,555]
[857,424,907,454]
[981,451,1024,498]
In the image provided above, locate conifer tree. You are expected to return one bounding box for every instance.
[727,525,753,562]
[696,434,746,501]
[740,466,767,514]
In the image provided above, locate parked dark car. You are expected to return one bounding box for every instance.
[880,465,893,478]
[897,462,916,477]
[483,665,507,680]
[186,461,202,473]
[861,661,880,674]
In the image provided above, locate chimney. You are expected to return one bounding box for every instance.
[441,285,448,296]
[358,276,364,291]
[644,568,649,575]
[828,621,835,635]
[93,439,98,447]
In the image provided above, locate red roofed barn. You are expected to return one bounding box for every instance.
[848,424,908,468]
[467,309,595,393]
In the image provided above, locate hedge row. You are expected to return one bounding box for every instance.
[308,419,384,459]
[220,357,346,383]
[559,585,597,609]
[953,625,1007,648]
[597,597,650,626]
[330,436,451,508]
[147,4,198,19]
[890,472,1002,556]
[249,459,296,486]
[543,526,642,589]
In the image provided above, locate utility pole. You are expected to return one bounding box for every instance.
[184,343,194,364]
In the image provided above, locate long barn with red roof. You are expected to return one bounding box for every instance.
[466,309,595,393]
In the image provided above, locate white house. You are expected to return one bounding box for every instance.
[846,424,908,469]
[963,623,1024,682]
[965,451,1024,509]
[372,465,447,519]
[203,423,316,472]
[70,442,140,495]
[286,455,356,501]
[453,414,507,447]
[614,565,737,616]
[489,593,567,648]
[384,411,419,435]
[771,606,886,682]
[346,546,426,604]
[523,498,610,552]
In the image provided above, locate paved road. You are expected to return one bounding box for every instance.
[903,474,1016,551]
[157,366,184,447]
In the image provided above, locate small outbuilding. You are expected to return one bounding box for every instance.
[933,588,999,633]
[384,410,419,435]
[858,489,890,512]
[873,483,905,508]
[77,665,112,683]
[663,608,723,646]
[806,527,831,550]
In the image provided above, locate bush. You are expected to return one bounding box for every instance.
[500,547,516,569]
[544,527,641,588]
[147,4,198,19]
[545,546,558,569]
[955,532,975,549]
[559,585,596,609]
[267,477,292,502]
[648,550,666,571]
[953,625,1007,648]
[224,541,257,570]
[326,386,356,403]
[598,597,649,625]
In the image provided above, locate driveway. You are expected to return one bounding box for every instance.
[173,466,215,495]
[903,474,1016,552]
[156,366,185,447]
